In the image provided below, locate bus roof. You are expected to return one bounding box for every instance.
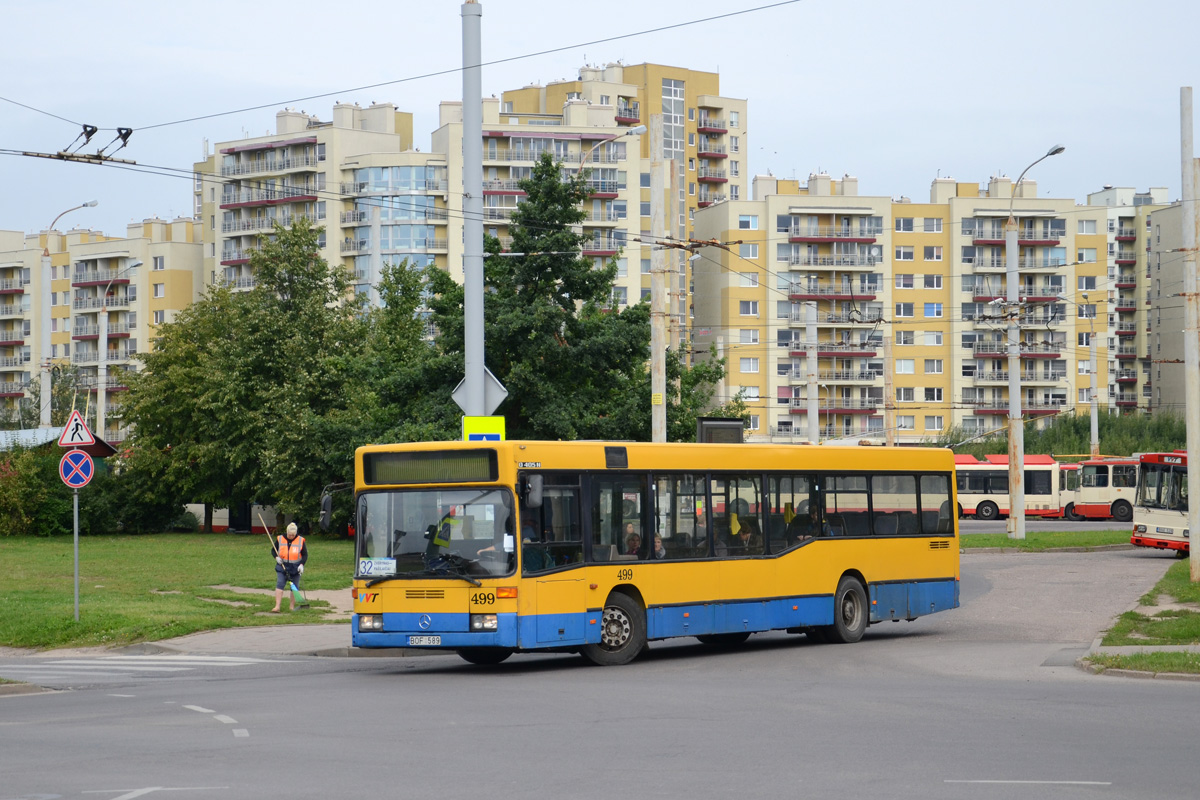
[980,454,1057,466]
[1138,452,1188,466]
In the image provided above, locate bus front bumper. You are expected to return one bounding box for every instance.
[352,612,520,649]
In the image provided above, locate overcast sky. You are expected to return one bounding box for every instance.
[2,0,1197,238]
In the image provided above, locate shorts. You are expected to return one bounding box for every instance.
[275,565,299,590]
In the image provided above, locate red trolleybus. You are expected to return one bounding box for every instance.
[1061,458,1139,522]
[954,454,1065,520]
[1131,451,1189,556]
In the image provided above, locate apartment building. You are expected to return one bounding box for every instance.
[0,219,202,441]
[693,174,1162,444]
[1145,201,1189,414]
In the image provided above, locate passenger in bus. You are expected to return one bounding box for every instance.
[788,503,830,542]
[625,532,642,558]
[653,534,667,559]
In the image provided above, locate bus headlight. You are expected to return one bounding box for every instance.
[470,614,498,631]
[359,614,383,631]
[1134,525,1146,533]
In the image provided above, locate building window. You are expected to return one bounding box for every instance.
[152,256,165,271]
[895,246,914,261]
[896,387,914,402]
[739,300,759,316]
[925,416,944,431]
[923,218,943,233]
[924,303,943,318]
[1079,304,1096,319]
[688,158,695,171]
[895,303,914,317]
[316,143,326,161]
[923,274,942,289]
[895,330,913,345]
[616,259,628,278]
[153,283,165,298]
[746,414,759,431]
[924,387,943,402]
[1078,248,1097,263]
[641,259,651,274]
[640,172,651,188]
[897,415,915,430]
[1078,219,1097,235]
[924,331,942,346]
[739,329,759,344]
[610,287,628,306]
[742,386,759,401]
[924,359,943,374]
[895,217,914,232]
[730,185,739,200]
[739,272,759,287]
[896,359,915,374]
[1078,276,1097,290]
[740,357,759,373]
[730,161,739,177]
[729,111,739,128]
[738,215,759,230]
[923,246,943,262]
[739,244,758,259]
[730,136,740,153]
[688,132,695,146]
[153,310,165,324]
[895,274,914,289]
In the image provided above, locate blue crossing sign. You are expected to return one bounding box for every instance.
[59,450,94,488]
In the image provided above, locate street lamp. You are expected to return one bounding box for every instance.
[1005,144,1065,540]
[96,258,141,442]
[576,125,647,177]
[40,201,98,428]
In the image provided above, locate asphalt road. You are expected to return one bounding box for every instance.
[1,548,1194,800]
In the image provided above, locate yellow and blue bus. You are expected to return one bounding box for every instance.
[345,440,959,666]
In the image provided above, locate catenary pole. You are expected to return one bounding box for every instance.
[461,1,485,416]
[1179,87,1200,582]
[650,115,666,442]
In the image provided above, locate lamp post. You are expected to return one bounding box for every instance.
[40,201,98,428]
[1006,145,1064,540]
[576,125,647,177]
[96,258,141,442]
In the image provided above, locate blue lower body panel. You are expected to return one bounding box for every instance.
[352,612,519,649]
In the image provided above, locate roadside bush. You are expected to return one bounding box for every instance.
[171,510,200,532]
[0,448,71,537]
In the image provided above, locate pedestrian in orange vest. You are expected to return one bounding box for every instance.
[271,522,307,612]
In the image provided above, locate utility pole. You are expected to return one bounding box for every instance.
[461,0,485,417]
[884,330,895,446]
[649,115,667,442]
[1005,212,1026,540]
[1179,87,1200,582]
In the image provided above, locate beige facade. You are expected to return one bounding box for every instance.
[693,175,1166,443]
[1145,202,1188,415]
[0,219,202,441]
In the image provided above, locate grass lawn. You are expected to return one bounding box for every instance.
[1087,652,1200,675]
[959,529,1132,550]
[1099,560,1200,654]
[0,533,355,651]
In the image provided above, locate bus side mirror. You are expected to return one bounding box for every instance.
[319,493,333,532]
[523,474,544,508]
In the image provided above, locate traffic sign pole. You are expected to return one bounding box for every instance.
[58,449,93,622]
[74,488,79,622]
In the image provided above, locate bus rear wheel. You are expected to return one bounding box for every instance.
[457,648,512,665]
[1111,500,1133,522]
[1063,503,1081,522]
[580,593,646,666]
[828,576,868,644]
[976,501,999,521]
[696,632,751,647]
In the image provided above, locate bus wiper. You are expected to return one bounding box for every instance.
[365,574,421,588]
[425,553,483,587]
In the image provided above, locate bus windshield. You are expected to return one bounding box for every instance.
[1137,464,1188,512]
[356,488,516,579]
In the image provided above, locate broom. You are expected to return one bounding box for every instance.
[260,513,309,609]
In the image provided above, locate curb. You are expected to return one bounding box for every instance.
[0,683,53,697]
[964,544,1135,554]
[1074,656,1200,682]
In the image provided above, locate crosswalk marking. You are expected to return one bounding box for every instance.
[0,654,293,687]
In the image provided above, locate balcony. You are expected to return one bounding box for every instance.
[72,269,133,288]
[972,289,1004,302]
[0,277,30,294]
[822,312,885,326]
[1115,296,1138,313]
[696,116,726,133]
[340,179,449,195]
[782,341,879,358]
[615,102,641,124]
[781,369,882,383]
[1114,250,1138,264]
[219,187,319,209]
[221,247,261,265]
[789,398,881,415]
[0,332,25,346]
[224,213,319,233]
[73,295,130,310]
[1115,370,1138,383]
[583,210,621,225]
[483,207,519,222]
[1115,323,1138,336]
[1019,257,1067,271]
[1115,227,1138,241]
[81,375,131,393]
[72,323,133,340]
[0,304,21,318]
[1021,372,1066,384]
[220,154,321,177]
[582,239,623,257]
[697,143,726,158]
[214,276,257,290]
[782,254,883,270]
[1017,314,1060,327]
[787,283,880,301]
[697,191,726,208]
[1115,345,1138,359]
[1019,286,1064,302]
[0,354,31,368]
[71,347,138,364]
[1115,274,1137,289]
[0,380,30,397]
[584,179,620,198]
[974,370,1010,383]
[697,167,727,183]
[965,399,1065,416]
[788,225,881,244]
[1115,393,1139,407]
[972,341,1065,358]
[971,229,1062,246]
[482,179,527,195]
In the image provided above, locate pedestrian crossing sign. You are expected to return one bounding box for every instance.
[58,410,96,447]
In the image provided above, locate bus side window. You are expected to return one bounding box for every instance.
[590,476,646,562]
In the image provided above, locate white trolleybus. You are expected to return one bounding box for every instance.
[1131,451,1190,557]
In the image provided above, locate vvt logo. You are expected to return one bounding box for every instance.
[358,592,379,604]
[418,614,433,630]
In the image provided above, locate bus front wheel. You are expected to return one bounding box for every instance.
[828,576,868,644]
[457,648,512,665]
[581,593,646,666]
[1111,500,1133,522]
[976,501,999,521]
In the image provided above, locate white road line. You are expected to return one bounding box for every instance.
[945,780,1113,785]
[183,705,215,714]
[233,729,249,737]
[0,664,192,672]
[96,656,285,663]
[108,693,136,697]
[213,714,237,724]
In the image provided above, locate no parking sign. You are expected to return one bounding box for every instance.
[59,450,94,488]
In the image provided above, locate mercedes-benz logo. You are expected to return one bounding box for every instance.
[418,614,433,630]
